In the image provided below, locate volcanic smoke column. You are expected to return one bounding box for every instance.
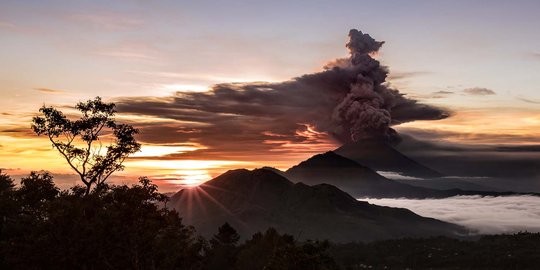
[116,29,450,149]
[333,29,405,143]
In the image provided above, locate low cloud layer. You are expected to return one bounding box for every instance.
[364,195,540,234]
[117,29,448,157]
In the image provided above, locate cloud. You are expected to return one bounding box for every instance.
[529,52,540,60]
[399,126,540,146]
[393,132,540,179]
[67,12,143,31]
[34,88,66,94]
[116,29,449,158]
[517,97,540,104]
[494,145,540,152]
[92,42,162,62]
[463,87,496,96]
[94,48,157,61]
[387,71,431,80]
[434,90,454,95]
[0,21,17,29]
[0,126,35,138]
[364,195,540,234]
[34,88,66,95]
[421,90,455,99]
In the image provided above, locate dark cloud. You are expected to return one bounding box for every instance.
[117,29,448,156]
[430,90,454,99]
[495,145,540,152]
[463,87,496,96]
[416,90,455,100]
[399,127,540,145]
[433,90,454,95]
[394,131,540,180]
[0,126,35,138]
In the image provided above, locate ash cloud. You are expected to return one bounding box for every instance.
[393,131,540,181]
[118,29,449,151]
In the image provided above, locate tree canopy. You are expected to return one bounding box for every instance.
[31,97,140,194]
[0,171,340,269]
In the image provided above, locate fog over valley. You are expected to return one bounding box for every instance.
[364,195,540,234]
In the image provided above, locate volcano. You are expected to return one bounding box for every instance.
[285,151,528,199]
[169,168,466,243]
[285,151,446,198]
[335,139,443,178]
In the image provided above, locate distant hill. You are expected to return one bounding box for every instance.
[285,151,535,199]
[335,139,443,178]
[169,168,466,243]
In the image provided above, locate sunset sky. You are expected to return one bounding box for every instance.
[2,0,540,192]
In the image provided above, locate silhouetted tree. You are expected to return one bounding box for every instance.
[235,228,338,270]
[3,170,539,269]
[17,171,59,217]
[0,171,59,268]
[205,223,240,269]
[0,172,204,269]
[31,97,140,194]
[211,222,240,247]
[0,171,16,239]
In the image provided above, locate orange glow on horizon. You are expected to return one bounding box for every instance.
[398,108,540,144]
[132,144,203,157]
[3,106,540,192]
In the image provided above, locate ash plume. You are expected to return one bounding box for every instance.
[331,29,447,142]
[118,29,449,149]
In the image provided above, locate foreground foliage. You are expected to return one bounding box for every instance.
[0,171,202,269]
[1,171,539,269]
[330,233,540,269]
[0,171,335,270]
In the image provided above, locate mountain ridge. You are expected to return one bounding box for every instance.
[335,139,443,178]
[285,151,538,198]
[169,168,467,243]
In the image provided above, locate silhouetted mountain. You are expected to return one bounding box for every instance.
[286,151,442,198]
[285,151,536,198]
[335,139,443,178]
[169,168,466,243]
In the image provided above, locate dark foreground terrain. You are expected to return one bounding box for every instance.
[1,171,539,269]
[330,233,540,269]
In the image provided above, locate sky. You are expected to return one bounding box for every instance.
[1,0,540,192]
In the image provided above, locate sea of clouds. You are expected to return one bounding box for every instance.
[363,195,540,234]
